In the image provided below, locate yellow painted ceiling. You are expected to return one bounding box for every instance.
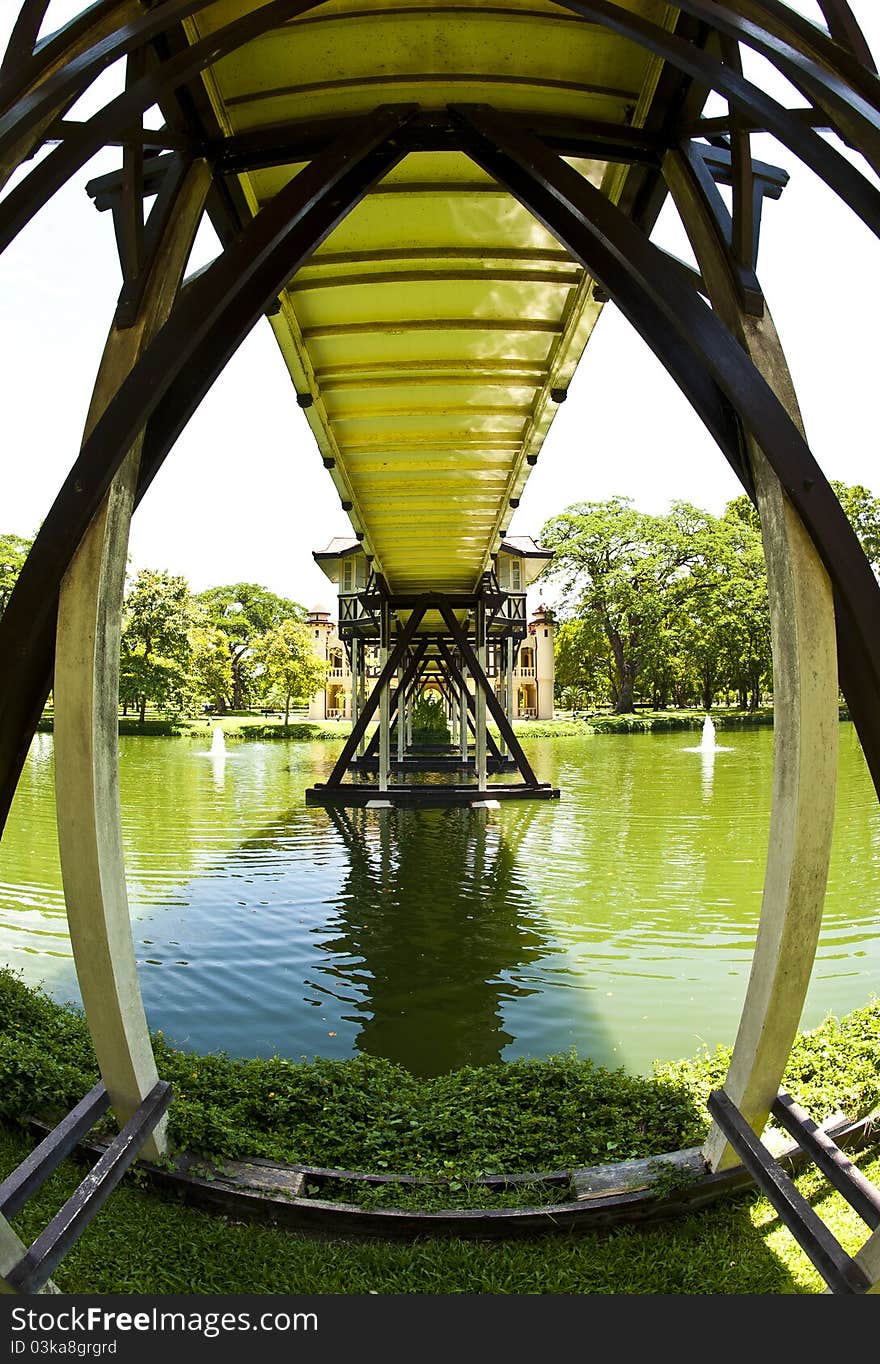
[183,1,680,593]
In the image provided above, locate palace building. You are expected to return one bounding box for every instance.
[309,537,556,723]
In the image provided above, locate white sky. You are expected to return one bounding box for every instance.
[1,1,878,611]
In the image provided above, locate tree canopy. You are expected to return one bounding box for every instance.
[253,618,328,725]
[120,570,192,723]
[194,583,304,711]
[543,482,880,714]
[0,533,33,618]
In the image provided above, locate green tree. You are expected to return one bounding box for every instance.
[553,616,612,709]
[675,510,770,711]
[253,618,328,726]
[727,481,880,573]
[188,622,234,713]
[541,498,706,713]
[829,481,880,572]
[0,533,32,617]
[195,583,304,710]
[120,570,193,722]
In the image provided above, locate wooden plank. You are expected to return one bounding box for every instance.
[216,1160,305,1199]
[573,1148,706,1201]
[707,1089,870,1294]
[772,1091,880,1230]
[6,1081,171,1294]
[0,1082,108,1219]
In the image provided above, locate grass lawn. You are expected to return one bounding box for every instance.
[1,973,878,1294]
[2,1120,877,1294]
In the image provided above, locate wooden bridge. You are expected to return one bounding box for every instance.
[2,0,880,1292]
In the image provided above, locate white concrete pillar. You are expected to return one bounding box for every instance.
[853,1227,880,1293]
[0,1216,58,1294]
[53,161,211,1161]
[476,607,488,789]
[397,665,406,762]
[664,151,839,1172]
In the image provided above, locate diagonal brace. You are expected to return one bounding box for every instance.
[438,606,539,786]
[433,639,504,762]
[322,604,428,787]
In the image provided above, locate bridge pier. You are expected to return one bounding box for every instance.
[306,589,558,806]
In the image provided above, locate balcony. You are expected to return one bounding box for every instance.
[517,666,536,678]
[328,668,346,681]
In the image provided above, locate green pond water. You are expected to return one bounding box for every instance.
[0,725,877,1077]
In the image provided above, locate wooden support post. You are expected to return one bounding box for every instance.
[351,636,360,733]
[397,664,406,761]
[52,160,211,1161]
[664,149,839,1172]
[357,642,367,757]
[0,0,143,196]
[435,638,505,764]
[460,668,469,763]
[378,604,391,793]
[475,604,488,789]
[502,639,513,755]
[439,605,540,786]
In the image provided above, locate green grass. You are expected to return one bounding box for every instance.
[1,971,878,1292]
[2,1120,877,1294]
[37,711,355,741]
[1,969,878,1197]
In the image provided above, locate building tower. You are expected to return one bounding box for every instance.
[306,606,334,720]
[530,604,556,721]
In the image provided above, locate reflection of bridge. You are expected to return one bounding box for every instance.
[3,0,880,1291]
[322,803,552,1073]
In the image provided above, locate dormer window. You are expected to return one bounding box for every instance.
[511,558,521,591]
[342,559,353,593]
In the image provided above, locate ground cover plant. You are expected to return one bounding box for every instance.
[1,971,878,1292]
[0,971,877,1200]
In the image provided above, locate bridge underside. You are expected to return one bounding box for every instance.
[305,591,560,805]
[2,0,880,1286]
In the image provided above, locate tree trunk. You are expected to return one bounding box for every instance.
[139,694,146,724]
[614,657,636,713]
[284,693,290,727]
[607,629,636,713]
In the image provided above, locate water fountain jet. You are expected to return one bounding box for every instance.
[700,715,717,753]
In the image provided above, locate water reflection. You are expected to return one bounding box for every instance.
[1,729,878,1076]
[318,805,562,1072]
[701,748,715,801]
